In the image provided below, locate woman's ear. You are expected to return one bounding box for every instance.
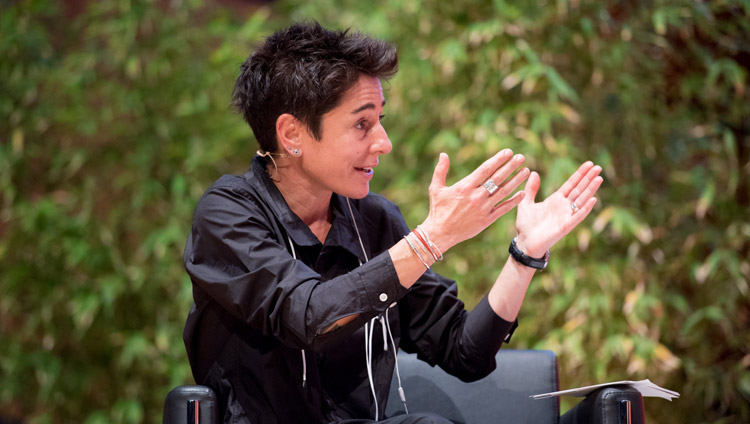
[276,113,304,156]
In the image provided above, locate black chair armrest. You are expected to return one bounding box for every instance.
[386,349,560,423]
[560,386,645,424]
[163,385,218,424]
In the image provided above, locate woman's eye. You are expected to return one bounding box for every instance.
[355,114,384,131]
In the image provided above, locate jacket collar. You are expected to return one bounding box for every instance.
[245,156,371,262]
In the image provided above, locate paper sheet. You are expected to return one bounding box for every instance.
[532,379,679,401]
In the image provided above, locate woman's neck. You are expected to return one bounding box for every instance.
[269,161,333,243]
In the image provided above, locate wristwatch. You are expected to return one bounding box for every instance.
[508,237,549,270]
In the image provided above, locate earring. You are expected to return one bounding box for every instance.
[292,148,301,157]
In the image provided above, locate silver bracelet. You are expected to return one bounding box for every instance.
[416,225,443,261]
[404,233,430,270]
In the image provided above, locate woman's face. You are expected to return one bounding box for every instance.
[298,75,392,199]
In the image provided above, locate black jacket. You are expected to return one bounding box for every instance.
[183,156,517,423]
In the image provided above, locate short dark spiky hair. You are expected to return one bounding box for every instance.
[231,21,398,153]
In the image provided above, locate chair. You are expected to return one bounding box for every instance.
[385,349,645,424]
[163,385,218,424]
[164,349,645,423]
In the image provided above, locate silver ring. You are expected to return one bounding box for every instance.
[483,179,499,194]
[571,202,579,212]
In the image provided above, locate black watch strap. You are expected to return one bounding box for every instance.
[508,237,549,270]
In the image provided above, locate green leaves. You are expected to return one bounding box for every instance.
[1,0,264,422]
[2,0,748,422]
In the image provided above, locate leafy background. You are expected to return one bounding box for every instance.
[1,0,748,422]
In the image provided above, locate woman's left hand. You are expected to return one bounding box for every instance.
[514,161,603,257]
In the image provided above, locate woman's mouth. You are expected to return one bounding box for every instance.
[355,167,374,176]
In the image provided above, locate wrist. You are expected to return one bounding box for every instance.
[414,225,443,261]
[418,219,453,253]
[403,232,434,270]
[509,237,549,271]
[513,236,546,258]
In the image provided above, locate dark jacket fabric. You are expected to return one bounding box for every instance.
[183,156,517,423]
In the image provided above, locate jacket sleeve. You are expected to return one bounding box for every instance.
[382,206,518,382]
[184,185,408,350]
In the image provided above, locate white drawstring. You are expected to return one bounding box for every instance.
[289,198,408,419]
[364,311,399,421]
[364,317,379,420]
[380,316,388,352]
[385,306,408,413]
[348,198,382,419]
[301,349,307,388]
[287,235,308,389]
[346,198,370,263]
[347,198,409,420]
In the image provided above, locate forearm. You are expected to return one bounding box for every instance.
[487,255,536,321]
[324,235,434,334]
[391,229,535,325]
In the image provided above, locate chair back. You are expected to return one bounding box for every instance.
[386,349,560,423]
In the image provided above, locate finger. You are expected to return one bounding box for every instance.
[569,197,598,227]
[568,165,602,201]
[486,154,526,189]
[572,175,603,208]
[490,167,529,200]
[463,149,513,187]
[558,161,595,197]
[489,190,525,221]
[521,171,541,205]
[430,153,450,188]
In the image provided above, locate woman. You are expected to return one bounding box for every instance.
[183,22,602,424]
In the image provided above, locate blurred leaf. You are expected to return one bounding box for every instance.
[3,0,749,422]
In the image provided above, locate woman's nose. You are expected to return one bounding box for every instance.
[371,123,392,155]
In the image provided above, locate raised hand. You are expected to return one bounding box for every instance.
[514,161,603,257]
[421,150,530,252]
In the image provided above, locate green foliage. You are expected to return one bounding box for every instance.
[2,0,748,422]
[1,0,271,421]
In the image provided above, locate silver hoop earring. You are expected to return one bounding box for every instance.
[292,148,301,157]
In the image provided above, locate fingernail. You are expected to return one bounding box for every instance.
[514,154,524,161]
[501,149,512,156]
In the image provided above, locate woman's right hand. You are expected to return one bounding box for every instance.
[420,150,530,252]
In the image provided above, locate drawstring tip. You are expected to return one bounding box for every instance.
[399,387,408,413]
[380,316,388,351]
[300,349,308,389]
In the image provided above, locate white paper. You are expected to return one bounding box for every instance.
[532,379,679,401]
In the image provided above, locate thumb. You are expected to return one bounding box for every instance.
[523,171,541,204]
[430,153,450,188]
